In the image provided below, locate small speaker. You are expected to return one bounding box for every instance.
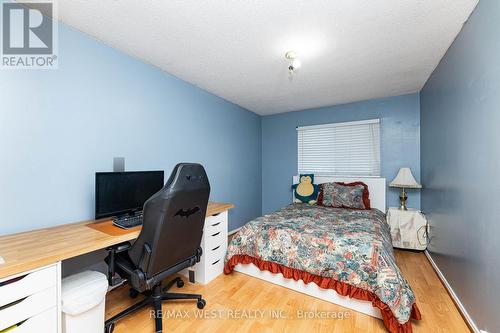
[113,157,125,172]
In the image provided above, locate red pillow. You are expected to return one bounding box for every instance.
[317,181,371,210]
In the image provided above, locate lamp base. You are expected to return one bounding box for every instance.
[399,188,408,211]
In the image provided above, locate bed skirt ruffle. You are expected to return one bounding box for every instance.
[224,255,421,333]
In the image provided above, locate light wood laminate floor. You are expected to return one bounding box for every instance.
[106,250,470,333]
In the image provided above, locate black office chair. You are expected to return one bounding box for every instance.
[104,163,210,333]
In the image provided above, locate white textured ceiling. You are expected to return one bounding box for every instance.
[53,0,478,115]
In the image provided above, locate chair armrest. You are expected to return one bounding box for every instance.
[108,241,131,253]
[106,242,132,286]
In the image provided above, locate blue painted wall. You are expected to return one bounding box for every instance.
[261,93,421,214]
[0,22,262,235]
[420,1,497,331]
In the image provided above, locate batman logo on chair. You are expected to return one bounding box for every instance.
[175,206,200,218]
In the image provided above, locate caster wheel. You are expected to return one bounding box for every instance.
[129,288,139,299]
[197,299,206,309]
[176,279,185,288]
[105,323,114,333]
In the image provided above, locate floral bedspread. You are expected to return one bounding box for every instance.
[225,204,417,325]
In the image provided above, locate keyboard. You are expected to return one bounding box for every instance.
[113,214,143,229]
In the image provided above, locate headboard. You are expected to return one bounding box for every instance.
[292,176,386,212]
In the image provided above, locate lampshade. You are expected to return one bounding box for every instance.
[389,167,422,188]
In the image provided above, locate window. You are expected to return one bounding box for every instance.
[297,119,380,177]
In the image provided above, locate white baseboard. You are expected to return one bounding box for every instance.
[424,250,482,333]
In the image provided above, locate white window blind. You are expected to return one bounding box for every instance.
[297,119,380,177]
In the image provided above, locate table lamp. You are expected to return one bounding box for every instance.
[389,167,421,210]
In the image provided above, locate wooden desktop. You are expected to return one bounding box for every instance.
[0,202,234,279]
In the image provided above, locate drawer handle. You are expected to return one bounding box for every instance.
[211,213,221,217]
[211,259,220,265]
[8,318,28,328]
[211,232,221,237]
[0,296,27,311]
[0,275,26,287]
[211,222,221,227]
[212,245,221,251]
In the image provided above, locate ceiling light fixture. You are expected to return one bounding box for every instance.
[285,51,301,76]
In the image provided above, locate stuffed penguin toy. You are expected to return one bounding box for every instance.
[292,174,320,204]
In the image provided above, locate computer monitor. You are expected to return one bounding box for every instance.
[95,171,164,219]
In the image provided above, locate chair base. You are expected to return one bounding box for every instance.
[104,277,205,333]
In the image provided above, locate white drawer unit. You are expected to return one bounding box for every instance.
[191,211,228,284]
[0,263,61,333]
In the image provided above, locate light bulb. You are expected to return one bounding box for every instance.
[285,51,297,60]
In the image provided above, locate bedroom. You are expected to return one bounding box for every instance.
[0,1,497,333]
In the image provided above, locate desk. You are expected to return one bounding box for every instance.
[0,202,233,279]
[0,202,233,332]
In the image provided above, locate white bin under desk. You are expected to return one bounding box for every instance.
[61,270,108,333]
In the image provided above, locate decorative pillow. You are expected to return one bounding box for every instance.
[292,174,320,204]
[317,182,371,209]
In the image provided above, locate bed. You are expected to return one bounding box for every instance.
[224,176,421,333]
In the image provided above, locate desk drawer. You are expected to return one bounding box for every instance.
[205,256,225,282]
[0,265,57,308]
[206,243,225,263]
[0,286,57,331]
[205,229,224,250]
[7,307,57,333]
[205,212,226,235]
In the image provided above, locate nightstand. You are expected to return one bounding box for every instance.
[386,207,427,251]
